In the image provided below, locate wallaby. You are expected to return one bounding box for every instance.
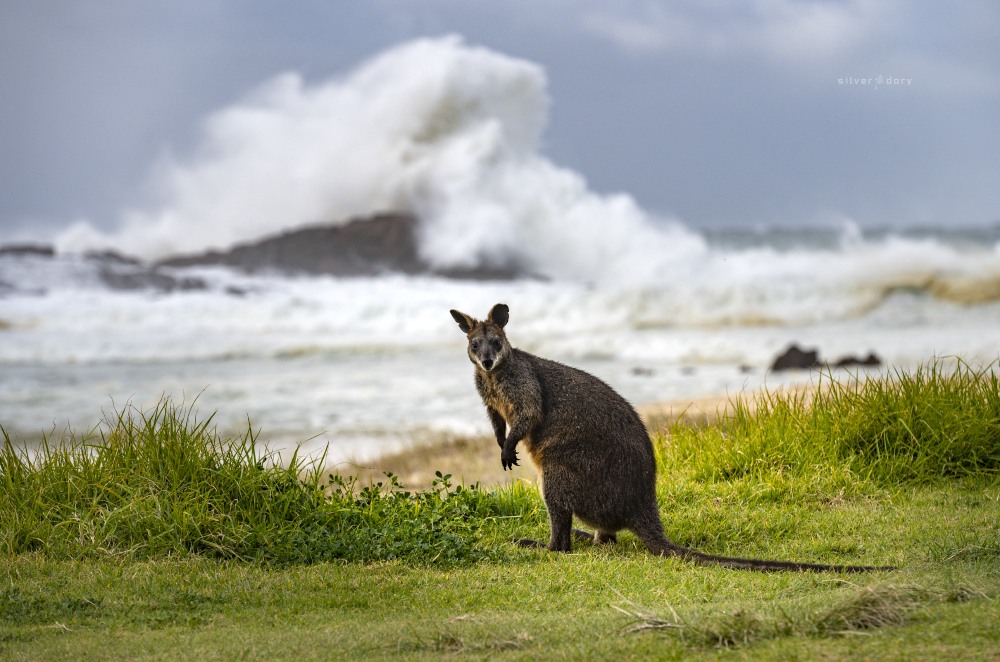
[450,303,885,572]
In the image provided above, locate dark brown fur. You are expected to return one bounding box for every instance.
[450,303,887,572]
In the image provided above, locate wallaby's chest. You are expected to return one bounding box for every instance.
[476,373,517,423]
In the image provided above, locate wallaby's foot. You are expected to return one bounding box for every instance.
[513,537,573,552]
[594,531,618,545]
[572,529,618,545]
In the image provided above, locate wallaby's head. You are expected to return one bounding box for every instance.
[450,303,511,373]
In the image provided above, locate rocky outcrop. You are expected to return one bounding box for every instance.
[0,243,207,294]
[96,265,206,292]
[156,213,527,280]
[87,251,206,292]
[832,353,882,368]
[771,344,820,371]
[770,344,883,371]
[1,214,529,284]
[157,213,423,276]
[0,244,54,257]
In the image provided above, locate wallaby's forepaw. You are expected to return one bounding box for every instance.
[501,449,520,470]
[513,537,544,548]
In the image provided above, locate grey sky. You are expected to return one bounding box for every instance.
[1,0,998,243]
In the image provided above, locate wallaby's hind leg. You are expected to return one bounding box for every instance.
[572,529,618,545]
[539,468,575,552]
[515,514,575,551]
[547,507,574,552]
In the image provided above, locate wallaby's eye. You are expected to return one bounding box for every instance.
[492,340,502,351]
[471,342,479,351]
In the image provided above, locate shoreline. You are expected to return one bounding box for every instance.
[348,376,843,490]
[348,384,823,490]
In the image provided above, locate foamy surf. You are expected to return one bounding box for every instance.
[4,244,1000,463]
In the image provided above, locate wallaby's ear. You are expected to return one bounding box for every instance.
[488,303,509,329]
[450,309,476,333]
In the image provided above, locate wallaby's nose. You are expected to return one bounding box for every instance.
[482,358,494,370]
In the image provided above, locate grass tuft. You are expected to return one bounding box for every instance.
[658,358,1000,487]
[813,583,932,633]
[0,398,543,565]
[617,582,982,649]
[389,630,531,654]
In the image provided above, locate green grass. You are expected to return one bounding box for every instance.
[2,358,1000,660]
[0,400,544,565]
[660,358,1000,486]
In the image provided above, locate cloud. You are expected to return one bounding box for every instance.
[581,12,676,55]
[581,0,880,60]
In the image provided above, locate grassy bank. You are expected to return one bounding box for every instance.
[2,359,1000,660]
[0,401,543,566]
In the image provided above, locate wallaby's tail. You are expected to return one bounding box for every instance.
[639,530,891,573]
[675,548,885,573]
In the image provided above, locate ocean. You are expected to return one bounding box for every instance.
[3,36,1000,462]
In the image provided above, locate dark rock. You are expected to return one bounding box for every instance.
[98,266,206,293]
[85,249,142,265]
[155,212,529,280]
[631,367,655,376]
[771,344,820,371]
[157,213,423,276]
[0,244,55,257]
[834,352,882,368]
[433,264,528,281]
[0,242,207,294]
